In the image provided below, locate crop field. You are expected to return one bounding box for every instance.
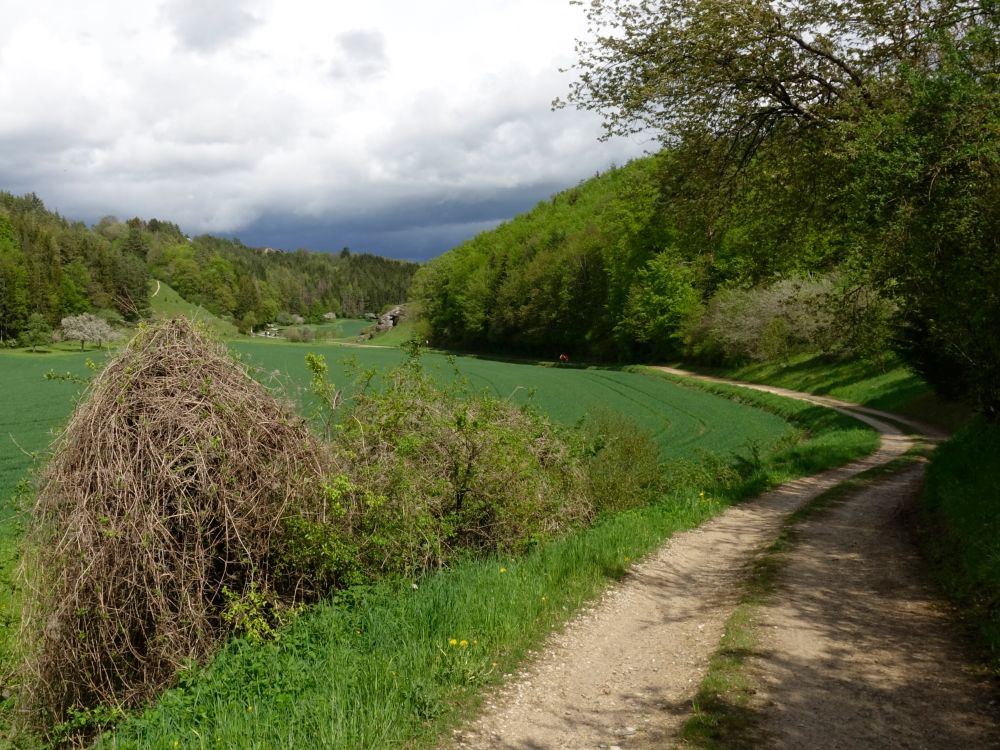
[1,339,791,525]
[0,351,103,531]
[233,340,791,460]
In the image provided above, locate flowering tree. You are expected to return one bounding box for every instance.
[60,313,120,350]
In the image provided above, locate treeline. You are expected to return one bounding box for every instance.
[416,0,999,417]
[0,192,418,341]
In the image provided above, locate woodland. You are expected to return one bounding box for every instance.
[416,0,999,418]
[0,192,418,340]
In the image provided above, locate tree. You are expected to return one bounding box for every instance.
[846,48,1000,416]
[0,216,28,341]
[61,313,118,350]
[560,0,991,146]
[19,313,52,352]
[618,250,701,357]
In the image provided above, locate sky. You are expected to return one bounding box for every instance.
[0,0,649,261]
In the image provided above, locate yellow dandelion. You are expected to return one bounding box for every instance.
[460,639,469,648]
[499,566,507,574]
[448,638,458,646]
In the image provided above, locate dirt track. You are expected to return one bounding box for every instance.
[445,369,998,749]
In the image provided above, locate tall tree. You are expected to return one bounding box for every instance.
[560,0,991,146]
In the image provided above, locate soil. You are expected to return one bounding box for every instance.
[445,368,998,749]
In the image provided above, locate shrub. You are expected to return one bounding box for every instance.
[17,319,332,733]
[284,326,315,342]
[300,353,593,580]
[687,276,836,363]
[579,409,664,514]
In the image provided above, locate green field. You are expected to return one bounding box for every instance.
[0,351,104,528]
[149,280,240,338]
[1,339,790,535]
[233,341,791,460]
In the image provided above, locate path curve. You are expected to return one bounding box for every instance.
[446,367,993,749]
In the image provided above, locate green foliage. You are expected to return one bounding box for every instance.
[579,410,665,514]
[0,193,417,343]
[304,352,342,438]
[920,419,1000,670]
[618,249,701,358]
[309,352,593,579]
[17,314,51,353]
[221,583,302,645]
[845,48,1000,417]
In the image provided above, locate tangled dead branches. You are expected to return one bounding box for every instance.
[17,319,330,728]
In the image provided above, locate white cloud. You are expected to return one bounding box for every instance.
[163,0,262,53]
[0,0,650,256]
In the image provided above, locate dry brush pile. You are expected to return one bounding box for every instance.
[17,319,332,728]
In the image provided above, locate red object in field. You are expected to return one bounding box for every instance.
[559,353,569,363]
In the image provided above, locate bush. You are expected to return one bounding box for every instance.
[294,352,593,581]
[284,326,315,342]
[17,320,333,733]
[579,409,664,514]
[687,276,837,363]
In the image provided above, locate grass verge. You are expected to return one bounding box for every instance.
[679,447,932,749]
[90,385,878,749]
[919,418,1000,673]
[672,353,970,432]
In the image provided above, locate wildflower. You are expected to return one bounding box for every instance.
[499,566,507,574]
[460,639,469,648]
[449,638,458,646]
[472,639,478,645]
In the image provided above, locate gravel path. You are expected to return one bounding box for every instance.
[753,463,999,748]
[445,368,989,750]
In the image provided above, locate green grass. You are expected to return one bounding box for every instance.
[97,378,877,750]
[0,349,106,689]
[366,319,419,347]
[680,353,970,432]
[334,319,374,339]
[920,418,1000,672]
[149,280,240,338]
[0,351,101,526]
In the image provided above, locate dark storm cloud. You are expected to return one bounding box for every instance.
[164,0,260,53]
[233,181,565,261]
[330,29,389,80]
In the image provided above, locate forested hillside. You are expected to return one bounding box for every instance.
[0,192,417,340]
[416,0,999,417]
